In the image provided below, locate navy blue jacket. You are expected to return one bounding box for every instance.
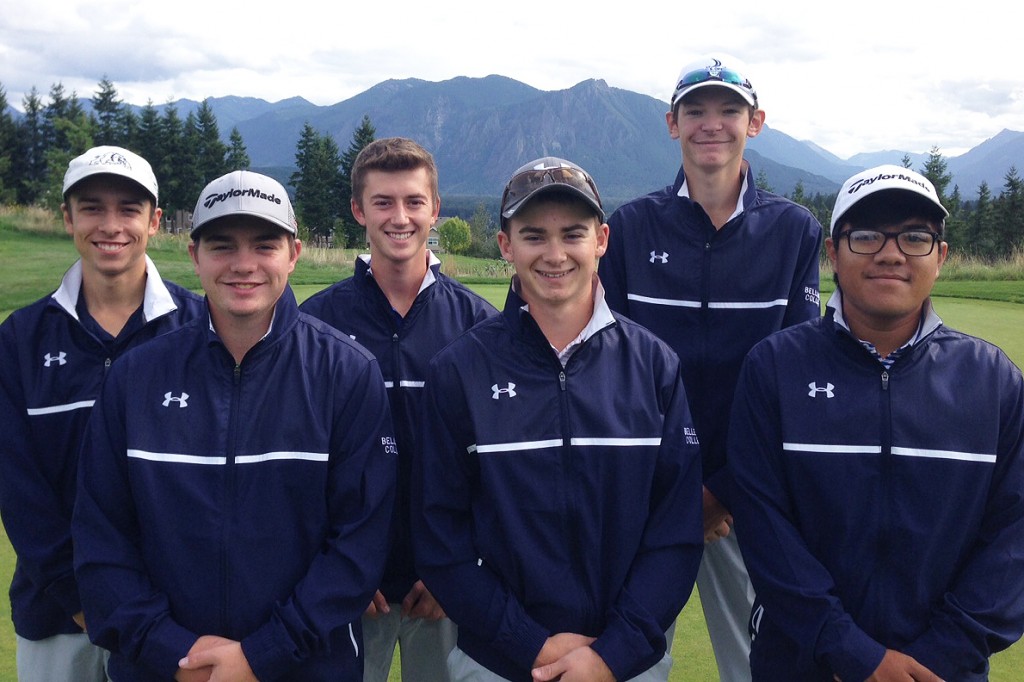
[728,303,1024,681]
[600,163,823,507]
[72,287,397,681]
[0,258,203,640]
[412,285,704,682]
[299,256,498,603]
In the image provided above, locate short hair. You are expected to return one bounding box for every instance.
[351,137,439,208]
[833,190,947,239]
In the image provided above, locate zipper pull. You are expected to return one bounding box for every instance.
[559,371,566,391]
[881,370,889,391]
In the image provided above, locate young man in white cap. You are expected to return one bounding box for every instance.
[72,170,397,681]
[728,165,1024,680]
[413,157,704,682]
[300,137,497,682]
[598,54,824,680]
[0,145,204,681]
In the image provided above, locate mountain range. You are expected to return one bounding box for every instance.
[19,76,1024,206]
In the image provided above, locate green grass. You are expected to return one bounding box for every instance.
[1,211,1023,680]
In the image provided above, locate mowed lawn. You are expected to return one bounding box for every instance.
[1,270,1023,679]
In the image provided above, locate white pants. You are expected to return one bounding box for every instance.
[362,609,457,682]
[447,637,673,681]
[16,632,108,682]
[696,530,755,682]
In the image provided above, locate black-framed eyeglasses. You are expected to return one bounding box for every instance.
[838,229,940,257]
[501,166,602,213]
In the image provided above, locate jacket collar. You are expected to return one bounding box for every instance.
[825,288,943,347]
[51,255,179,323]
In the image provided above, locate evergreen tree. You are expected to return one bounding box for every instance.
[0,84,18,203]
[920,146,952,205]
[338,115,376,247]
[158,103,188,215]
[755,168,773,192]
[226,127,250,170]
[900,153,913,169]
[290,122,343,244]
[968,182,997,259]
[133,100,163,168]
[466,201,500,259]
[194,99,229,183]
[178,111,205,212]
[92,76,123,146]
[43,83,73,151]
[995,167,1024,255]
[14,88,47,204]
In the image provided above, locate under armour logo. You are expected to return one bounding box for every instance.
[43,352,67,367]
[162,392,190,407]
[492,383,517,400]
[649,251,669,264]
[808,382,835,398]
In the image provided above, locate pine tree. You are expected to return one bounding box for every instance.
[14,88,47,204]
[995,167,1024,255]
[0,83,18,203]
[92,76,123,146]
[226,127,250,170]
[920,147,952,205]
[338,115,376,247]
[194,99,229,184]
[290,122,343,245]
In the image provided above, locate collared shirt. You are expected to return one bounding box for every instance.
[677,166,750,224]
[512,276,616,366]
[826,289,942,368]
[359,252,440,328]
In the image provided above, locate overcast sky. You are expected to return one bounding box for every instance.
[2,0,1021,160]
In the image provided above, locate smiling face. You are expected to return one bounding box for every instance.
[667,88,764,174]
[62,175,161,282]
[497,193,608,317]
[828,215,947,338]
[189,216,300,331]
[353,167,439,270]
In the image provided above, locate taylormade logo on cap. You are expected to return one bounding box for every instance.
[202,186,284,211]
[830,164,948,233]
[191,170,297,236]
[846,170,932,196]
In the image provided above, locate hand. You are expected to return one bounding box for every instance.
[401,580,446,620]
[702,486,733,544]
[862,649,943,681]
[365,590,390,618]
[177,636,257,682]
[72,611,87,632]
[532,645,615,682]
[533,632,596,669]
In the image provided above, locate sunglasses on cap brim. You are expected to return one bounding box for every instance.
[502,166,602,213]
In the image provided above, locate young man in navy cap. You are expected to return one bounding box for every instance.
[413,157,704,682]
[73,170,397,681]
[598,54,824,680]
[729,165,1024,680]
[301,137,497,682]
[0,145,204,681]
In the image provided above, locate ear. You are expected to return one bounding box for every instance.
[62,204,74,236]
[665,110,680,140]
[595,222,610,257]
[747,109,766,138]
[148,206,163,236]
[825,237,838,268]
[351,197,367,226]
[935,240,949,274]
[497,230,513,263]
[188,240,200,273]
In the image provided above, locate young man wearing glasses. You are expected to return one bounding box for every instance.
[413,157,704,682]
[598,54,824,680]
[728,165,1024,681]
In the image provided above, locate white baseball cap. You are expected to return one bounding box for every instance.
[190,170,297,236]
[63,146,159,204]
[670,54,758,111]
[830,164,948,234]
